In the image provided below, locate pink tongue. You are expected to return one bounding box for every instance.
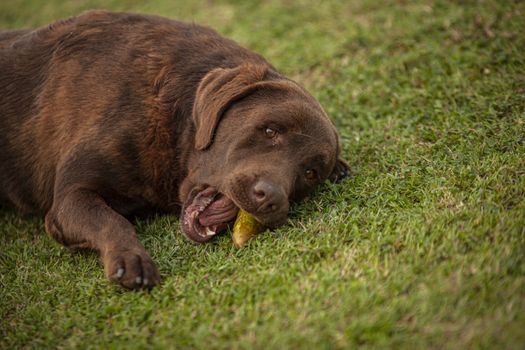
[198,195,238,227]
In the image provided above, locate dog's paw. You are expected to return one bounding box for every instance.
[103,247,161,289]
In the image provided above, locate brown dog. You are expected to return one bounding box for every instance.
[0,11,349,289]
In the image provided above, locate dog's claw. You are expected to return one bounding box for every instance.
[114,268,124,279]
[105,248,161,289]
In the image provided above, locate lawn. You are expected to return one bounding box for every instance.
[1,0,524,349]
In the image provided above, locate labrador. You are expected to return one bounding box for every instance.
[0,11,349,289]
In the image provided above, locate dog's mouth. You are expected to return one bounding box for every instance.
[181,186,239,243]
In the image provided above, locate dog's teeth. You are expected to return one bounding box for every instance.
[206,227,216,236]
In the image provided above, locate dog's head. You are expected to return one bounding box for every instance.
[180,64,349,242]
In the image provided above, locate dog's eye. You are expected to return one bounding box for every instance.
[305,169,317,181]
[264,127,277,138]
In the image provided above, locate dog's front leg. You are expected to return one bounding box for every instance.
[45,187,161,289]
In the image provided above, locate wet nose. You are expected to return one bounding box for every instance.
[251,180,284,213]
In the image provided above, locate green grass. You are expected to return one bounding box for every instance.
[1,0,524,348]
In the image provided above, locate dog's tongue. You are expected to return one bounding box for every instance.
[198,194,237,227]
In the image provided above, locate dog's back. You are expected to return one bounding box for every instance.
[0,29,31,47]
[0,15,142,213]
[0,26,57,212]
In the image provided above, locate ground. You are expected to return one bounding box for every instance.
[1,0,524,349]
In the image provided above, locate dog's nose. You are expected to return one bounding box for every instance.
[251,180,283,213]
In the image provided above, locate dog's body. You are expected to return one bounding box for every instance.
[1,11,348,288]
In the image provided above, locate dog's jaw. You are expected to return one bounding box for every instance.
[180,185,239,243]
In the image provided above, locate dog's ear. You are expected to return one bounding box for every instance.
[329,137,350,183]
[193,64,268,150]
[329,157,350,183]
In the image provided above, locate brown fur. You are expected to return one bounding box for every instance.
[0,11,348,289]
